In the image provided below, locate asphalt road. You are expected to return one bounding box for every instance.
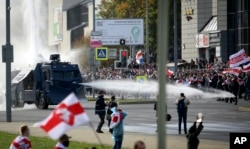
[0,97,250,142]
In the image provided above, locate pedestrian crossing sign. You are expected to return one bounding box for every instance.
[95,47,108,60]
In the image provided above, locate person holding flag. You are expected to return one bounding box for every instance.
[110,107,128,149]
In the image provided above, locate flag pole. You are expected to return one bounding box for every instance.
[88,121,105,149]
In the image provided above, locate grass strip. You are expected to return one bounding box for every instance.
[0,131,111,149]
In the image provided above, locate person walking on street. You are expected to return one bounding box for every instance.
[10,125,32,149]
[54,134,71,149]
[186,115,204,149]
[95,90,107,133]
[106,95,118,133]
[175,93,190,134]
[110,108,128,149]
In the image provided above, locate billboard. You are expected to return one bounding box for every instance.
[195,34,209,48]
[53,7,63,41]
[95,19,144,45]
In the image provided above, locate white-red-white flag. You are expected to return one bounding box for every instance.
[243,63,250,72]
[165,69,174,77]
[229,49,250,68]
[34,93,89,140]
[136,50,143,64]
[222,67,241,76]
[110,111,122,129]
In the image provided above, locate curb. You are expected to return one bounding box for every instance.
[239,106,250,112]
[118,101,155,105]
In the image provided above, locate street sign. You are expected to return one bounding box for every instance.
[108,48,117,59]
[95,47,108,60]
[136,75,147,83]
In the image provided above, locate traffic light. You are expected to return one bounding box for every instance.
[114,50,128,69]
[120,38,126,45]
[121,50,127,67]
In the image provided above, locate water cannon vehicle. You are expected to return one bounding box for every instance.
[11,54,86,109]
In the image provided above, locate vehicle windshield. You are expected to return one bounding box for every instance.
[53,71,80,80]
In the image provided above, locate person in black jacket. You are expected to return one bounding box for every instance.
[229,77,239,105]
[106,95,118,133]
[186,117,204,149]
[95,91,107,133]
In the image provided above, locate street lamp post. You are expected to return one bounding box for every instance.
[157,0,169,148]
[146,0,149,63]
[174,0,178,72]
[92,0,96,98]
[2,0,13,122]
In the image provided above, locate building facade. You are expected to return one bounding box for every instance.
[48,0,93,56]
[181,0,250,63]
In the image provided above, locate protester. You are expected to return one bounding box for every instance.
[186,115,204,149]
[54,134,71,149]
[95,90,107,133]
[106,95,118,133]
[175,93,190,134]
[9,125,32,149]
[134,140,146,149]
[110,108,128,149]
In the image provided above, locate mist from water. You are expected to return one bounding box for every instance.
[82,80,235,101]
[0,0,51,111]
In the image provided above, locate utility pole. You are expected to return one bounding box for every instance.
[2,0,13,122]
[174,0,178,72]
[157,0,169,148]
[146,0,149,63]
[92,0,96,98]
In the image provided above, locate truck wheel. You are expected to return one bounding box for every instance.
[36,93,48,109]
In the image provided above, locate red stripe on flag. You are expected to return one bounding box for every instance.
[112,116,118,123]
[41,102,84,132]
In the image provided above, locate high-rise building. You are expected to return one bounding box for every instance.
[181,0,250,63]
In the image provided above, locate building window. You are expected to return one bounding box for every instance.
[238,28,250,44]
[67,4,88,30]
[228,0,236,13]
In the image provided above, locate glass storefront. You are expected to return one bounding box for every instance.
[228,0,250,54]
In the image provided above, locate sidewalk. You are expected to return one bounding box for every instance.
[0,122,228,149]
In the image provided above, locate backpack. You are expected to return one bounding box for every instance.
[177,99,186,112]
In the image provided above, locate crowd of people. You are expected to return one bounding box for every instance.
[82,58,250,104]
[173,69,250,105]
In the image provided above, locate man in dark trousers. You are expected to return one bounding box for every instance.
[186,116,204,149]
[95,91,107,133]
[175,93,190,134]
